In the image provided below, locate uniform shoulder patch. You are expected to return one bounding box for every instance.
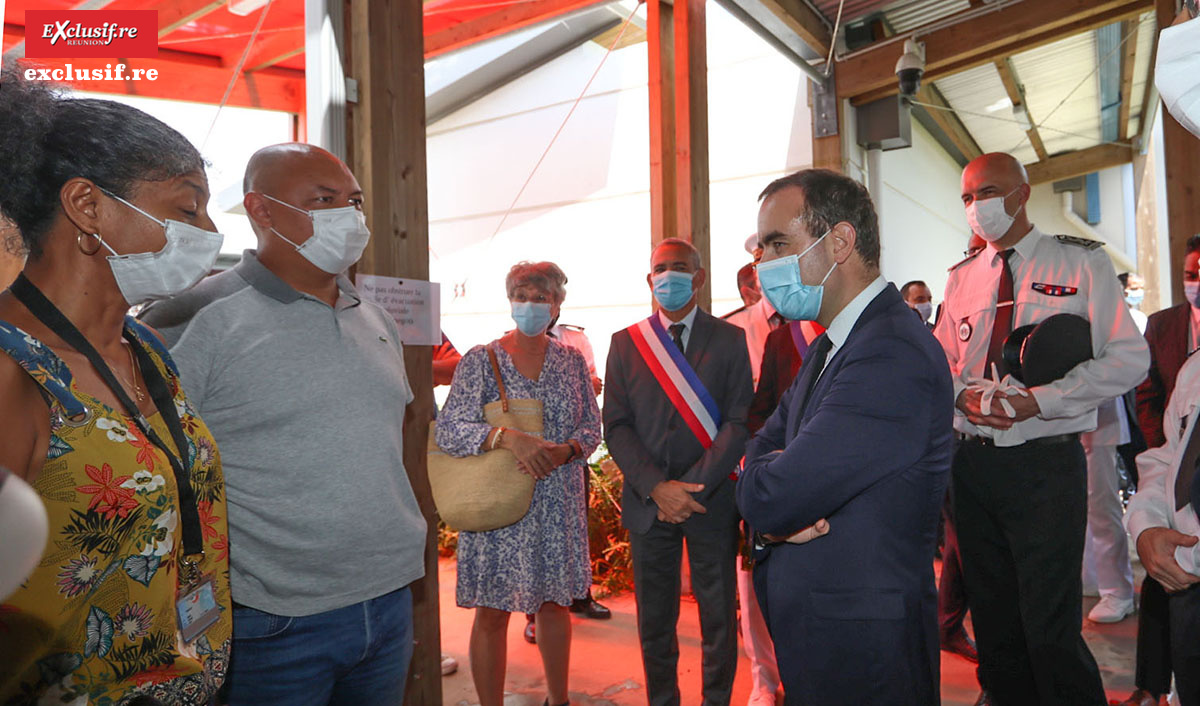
[947,249,982,272]
[1054,234,1103,250]
[720,305,748,320]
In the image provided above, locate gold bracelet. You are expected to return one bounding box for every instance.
[491,427,506,450]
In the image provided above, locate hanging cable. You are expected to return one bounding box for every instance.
[1007,15,1149,154]
[200,0,274,152]
[823,0,845,76]
[908,99,1135,149]
[451,0,643,298]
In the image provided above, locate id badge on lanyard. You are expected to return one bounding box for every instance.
[11,274,214,644]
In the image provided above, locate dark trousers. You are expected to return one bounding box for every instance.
[953,437,1106,706]
[630,502,739,706]
[1171,583,1200,706]
[1134,575,1172,695]
[939,486,969,640]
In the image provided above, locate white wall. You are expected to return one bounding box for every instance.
[872,120,971,308]
[426,3,813,375]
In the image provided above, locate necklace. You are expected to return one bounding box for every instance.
[120,342,146,403]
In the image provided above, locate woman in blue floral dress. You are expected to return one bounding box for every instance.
[437,261,601,706]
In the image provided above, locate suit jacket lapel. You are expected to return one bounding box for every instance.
[687,309,715,371]
[787,346,824,439]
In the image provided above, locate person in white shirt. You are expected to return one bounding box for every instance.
[934,152,1149,705]
[1125,351,1200,705]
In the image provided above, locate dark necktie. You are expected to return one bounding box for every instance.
[1175,419,1200,515]
[669,323,686,353]
[985,249,1015,380]
[798,333,833,416]
[768,312,785,330]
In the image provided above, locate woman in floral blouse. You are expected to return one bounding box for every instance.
[0,65,231,704]
[438,261,602,706]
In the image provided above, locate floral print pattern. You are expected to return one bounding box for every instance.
[437,340,602,613]
[0,318,232,706]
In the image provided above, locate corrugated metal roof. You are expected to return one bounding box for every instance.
[882,0,970,34]
[934,64,1039,164]
[1009,30,1102,157]
[814,0,968,33]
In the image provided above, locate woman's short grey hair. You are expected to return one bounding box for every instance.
[506,261,568,304]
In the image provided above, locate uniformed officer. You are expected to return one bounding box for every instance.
[934,152,1149,705]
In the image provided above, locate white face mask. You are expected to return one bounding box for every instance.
[100,190,224,306]
[914,301,933,322]
[262,194,371,274]
[965,187,1023,242]
[1155,17,1200,138]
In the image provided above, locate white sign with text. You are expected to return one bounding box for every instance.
[356,275,441,346]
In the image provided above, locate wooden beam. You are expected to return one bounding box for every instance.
[994,58,1048,161]
[914,82,983,162]
[1117,19,1138,141]
[1024,143,1134,185]
[837,0,1152,104]
[348,1,441,702]
[647,0,711,309]
[156,0,227,39]
[1158,0,1200,305]
[810,71,844,172]
[757,0,831,59]
[243,28,305,72]
[1137,10,1161,142]
[424,0,600,58]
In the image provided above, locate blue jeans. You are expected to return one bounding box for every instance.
[224,586,413,706]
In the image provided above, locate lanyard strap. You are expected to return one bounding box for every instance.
[10,274,205,576]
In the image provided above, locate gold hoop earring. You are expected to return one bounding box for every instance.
[77,231,102,256]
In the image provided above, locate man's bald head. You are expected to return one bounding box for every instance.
[241,141,364,256]
[243,142,350,195]
[962,152,1028,194]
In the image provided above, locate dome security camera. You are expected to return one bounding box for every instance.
[895,39,926,96]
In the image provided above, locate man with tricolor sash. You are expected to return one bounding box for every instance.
[603,238,754,706]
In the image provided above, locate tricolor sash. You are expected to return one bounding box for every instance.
[627,315,722,448]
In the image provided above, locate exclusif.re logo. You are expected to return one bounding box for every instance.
[25,10,158,59]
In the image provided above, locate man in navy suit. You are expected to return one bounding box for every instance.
[737,169,954,705]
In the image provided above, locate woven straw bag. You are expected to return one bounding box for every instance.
[428,344,542,532]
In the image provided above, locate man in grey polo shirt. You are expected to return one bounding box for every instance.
[141,143,426,705]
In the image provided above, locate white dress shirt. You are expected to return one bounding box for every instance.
[1126,351,1200,576]
[657,304,700,351]
[934,225,1150,441]
[824,275,888,364]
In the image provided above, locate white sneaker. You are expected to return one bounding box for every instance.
[440,654,458,676]
[1087,595,1134,623]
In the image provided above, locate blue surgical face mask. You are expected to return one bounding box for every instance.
[511,301,553,336]
[651,270,695,312]
[1124,290,1144,308]
[756,230,836,322]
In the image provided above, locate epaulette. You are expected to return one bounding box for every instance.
[559,323,585,332]
[947,249,982,272]
[1054,234,1103,250]
[721,305,748,320]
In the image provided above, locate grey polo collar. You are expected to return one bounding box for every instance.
[233,249,360,306]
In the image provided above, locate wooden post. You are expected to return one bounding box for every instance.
[347,0,441,702]
[811,66,844,173]
[648,0,711,310]
[1158,0,1200,305]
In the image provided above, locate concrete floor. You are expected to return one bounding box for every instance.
[437,557,1143,705]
